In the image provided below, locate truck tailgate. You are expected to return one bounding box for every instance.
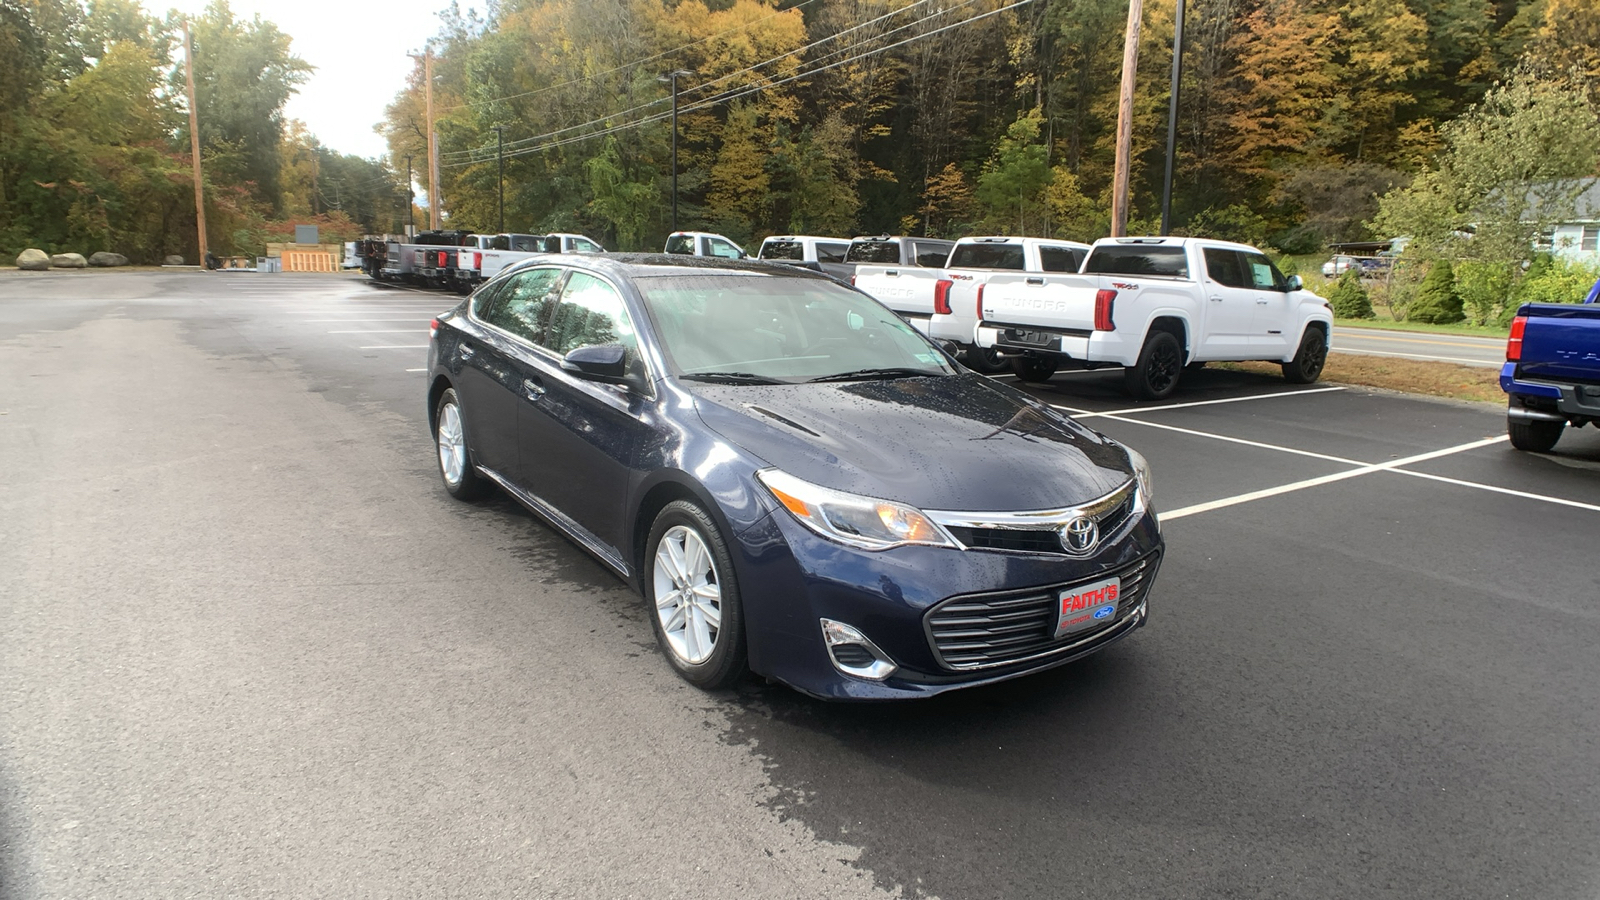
[1519,303,1600,384]
[980,273,1101,332]
[854,266,943,319]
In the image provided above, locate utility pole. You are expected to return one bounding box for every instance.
[1111,0,1143,237]
[404,155,415,237]
[1160,0,1187,236]
[182,20,208,268]
[493,125,505,234]
[659,70,692,233]
[409,47,440,231]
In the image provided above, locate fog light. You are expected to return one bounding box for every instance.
[819,618,897,681]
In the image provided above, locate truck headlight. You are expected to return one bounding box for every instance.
[757,469,953,551]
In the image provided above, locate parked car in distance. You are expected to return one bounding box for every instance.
[664,231,748,259]
[1322,255,1359,277]
[976,237,1334,398]
[844,235,958,333]
[426,254,1163,699]
[1321,254,1393,278]
[1500,278,1600,452]
[757,235,853,280]
[925,236,1091,373]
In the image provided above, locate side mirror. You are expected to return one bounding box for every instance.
[1285,275,1303,291]
[562,344,632,386]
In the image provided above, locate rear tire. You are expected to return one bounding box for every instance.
[1012,356,1059,383]
[1282,327,1329,384]
[964,344,1011,374]
[434,388,488,500]
[1124,331,1184,400]
[1508,416,1564,453]
[646,501,748,690]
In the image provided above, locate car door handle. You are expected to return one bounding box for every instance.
[1209,296,1223,303]
[523,378,546,401]
[458,343,476,360]
[1026,276,1044,285]
[885,269,899,277]
[1256,298,1270,305]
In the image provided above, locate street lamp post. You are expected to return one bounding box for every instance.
[405,155,414,236]
[493,125,505,234]
[658,70,693,233]
[1160,0,1187,236]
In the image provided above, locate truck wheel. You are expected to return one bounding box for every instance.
[964,345,1011,375]
[1012,356,1059,383]
[1282,327,1328,384]
[1124,331,1183,400]
[1508,417,1563,453]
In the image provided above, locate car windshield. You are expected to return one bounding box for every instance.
[636,273,956,383]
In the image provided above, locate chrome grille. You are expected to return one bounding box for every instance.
[925,552,1159,671]
[932,481,1142,557]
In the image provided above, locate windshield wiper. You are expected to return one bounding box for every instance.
[679,372,788,385]
[807,367,943,383]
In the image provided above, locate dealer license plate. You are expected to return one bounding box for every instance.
[1055,577,1120,639]
[1004,329,1061,350]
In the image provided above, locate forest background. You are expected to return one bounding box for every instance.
[3,0,1599,323]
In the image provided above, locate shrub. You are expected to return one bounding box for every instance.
[1455,260,1515,325]
[1327,269,1374,318]
[1408,259,1465,323]
[1514,254,1600,308]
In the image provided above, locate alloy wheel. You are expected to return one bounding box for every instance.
[652,525,723,665]
[437,401,467,486]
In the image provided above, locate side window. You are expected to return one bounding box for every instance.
[913,241,954,267]
[817,242,849,263]
[709,238,744,259]
[491,235,511,251]
[1037,246,1084,273]
[664,234,695,255]
[545,272,639,359]
[482,267,565,344]
[574,238,602,253]
[471,278,506,319]
[1203,248,1246,288]
[1241,251,1288,291]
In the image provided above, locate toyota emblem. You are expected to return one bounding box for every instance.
[1061,516,1099,554]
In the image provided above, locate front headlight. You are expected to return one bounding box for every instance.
[1125,446,1154,503]
[757,469,953,551]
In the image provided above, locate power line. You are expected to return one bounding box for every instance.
[443,0,972,165]
[444,0,1033,169]
[439,0,823,113]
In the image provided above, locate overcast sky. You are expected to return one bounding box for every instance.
[157,0,484,160]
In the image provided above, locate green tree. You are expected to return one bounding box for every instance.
[587,136,661,250]
[1327,268,1375,318]
[1408,259,1465,323]
[976,110,1052,234]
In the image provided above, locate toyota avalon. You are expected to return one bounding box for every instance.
[426,254,1163,700]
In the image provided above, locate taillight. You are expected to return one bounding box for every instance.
[934,279,953,315]
[429,317,439,340]
[472,252,481,269]
[850,274,857,286]
[1507,315,1526,362]
[977,284,987,321]
[1094,288,1116,331]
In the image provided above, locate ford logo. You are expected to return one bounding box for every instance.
[1093,605,1115,620]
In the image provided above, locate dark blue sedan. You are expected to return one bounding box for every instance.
[426,254,1163,700]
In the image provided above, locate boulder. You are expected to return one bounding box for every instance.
[51,252,87,268]
[163,254,185,266]
[16,249,50,270]
[89,251,128,267]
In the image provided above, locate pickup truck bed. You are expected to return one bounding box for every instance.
[1500,291,1600,452]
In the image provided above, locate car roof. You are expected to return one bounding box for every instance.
[501,252,836,282]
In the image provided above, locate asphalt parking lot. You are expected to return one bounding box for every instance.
[2,270,1598,899]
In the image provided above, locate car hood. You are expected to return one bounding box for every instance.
[689,373,1133,512]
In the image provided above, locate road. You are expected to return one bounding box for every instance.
[1331,325,1508,368]
[2,270,1598,899]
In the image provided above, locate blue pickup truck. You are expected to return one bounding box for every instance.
[1501,278,1600,452]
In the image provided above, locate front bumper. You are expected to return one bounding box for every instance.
[730,504,1165,700]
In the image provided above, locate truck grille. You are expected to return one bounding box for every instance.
[925,552,1159,671]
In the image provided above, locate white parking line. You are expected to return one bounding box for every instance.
[302,318,433,323]
[1389,469,1600,514]
[1091,414,1366,467]
[328,329,424,334]
[359,344,429,350]
[405,368,426,373]
[1061,386,1345,420]
[1160,437,1506,521]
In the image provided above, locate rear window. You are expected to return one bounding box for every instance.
[846,240,902,264]
[912,240,954,267]
[760,239,805,261]
[948,243,1025,271]
[1083,245,1189,278]
[509,235,540,252]
[1039,246,1085,273]
[817,242,849,263]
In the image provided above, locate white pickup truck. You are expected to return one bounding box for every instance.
[844,235,958,333]
[926,237,1090,372]
[975,237,1333,399]
[457,233,606,288]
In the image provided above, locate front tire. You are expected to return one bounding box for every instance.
[646,501,748,690]
[1124,331,1184,400]
[1282,327,1329,384]
[434,387,488,500]
[1012,356,1059,383]
[1508,416,1564,453]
